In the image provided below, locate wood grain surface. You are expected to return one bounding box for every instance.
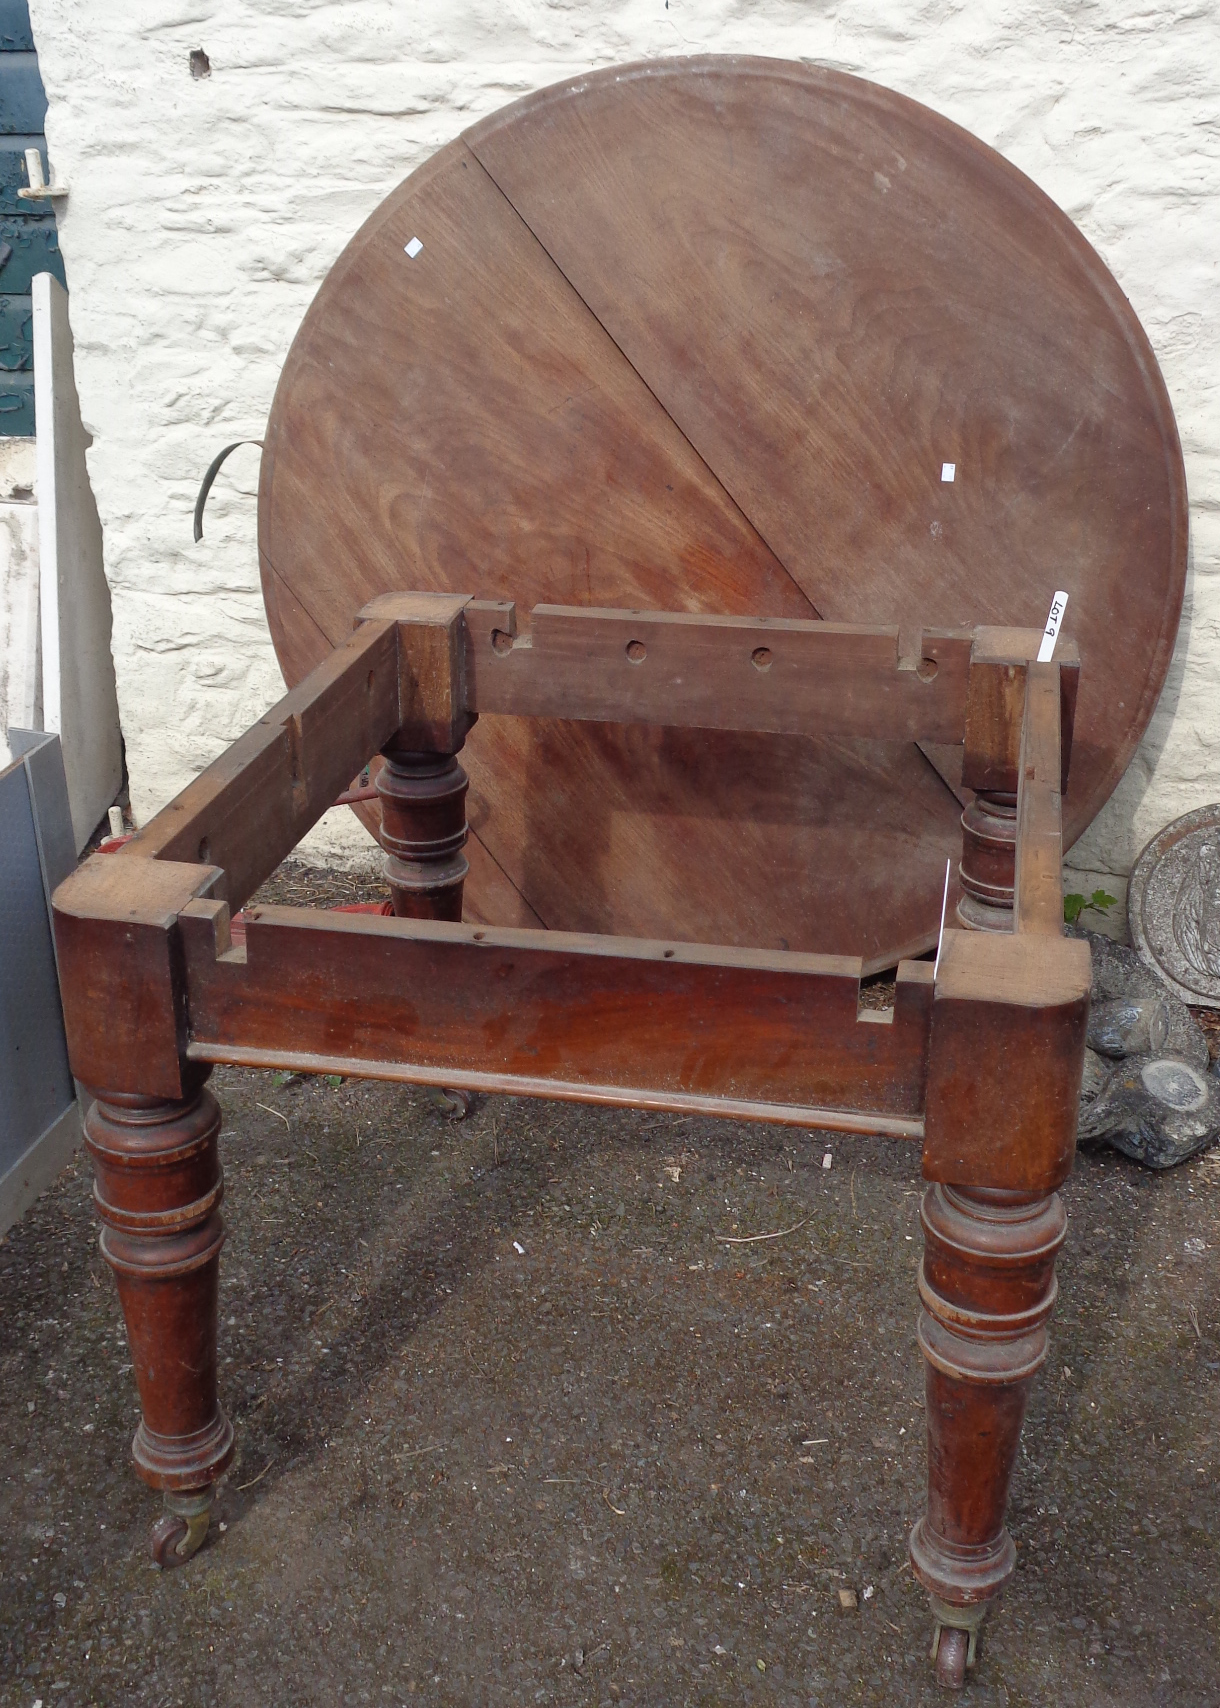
[462,602,976,742]
[922,929,1090,1191]
[178,900,934,1133]
[259,57,1185,968]
[1013,663,1067,937]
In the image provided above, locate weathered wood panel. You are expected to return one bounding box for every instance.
[125,621,401,909]
[257,119,966,968]
[180,901,935,1132]
[468,58,1185,846]
[1013,663,1066,937]
[463,602,973,742]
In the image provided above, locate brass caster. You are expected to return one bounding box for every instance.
[934,1626,969,1689]
[929,1596,985,1690]
[426,1085,474,1120]
[150,1488,213,1568]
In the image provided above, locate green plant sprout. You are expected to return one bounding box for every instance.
[1063,887,1118,926]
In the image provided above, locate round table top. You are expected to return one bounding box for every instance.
[259,56,1186,971]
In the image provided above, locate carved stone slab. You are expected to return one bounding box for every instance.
[1129,805,1220,1008]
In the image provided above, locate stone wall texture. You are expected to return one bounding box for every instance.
[25,1,1220,895]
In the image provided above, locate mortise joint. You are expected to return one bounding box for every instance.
[288,713,307,814]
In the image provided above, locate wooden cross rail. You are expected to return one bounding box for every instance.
[177,902,936,1138]
[457,599,975,737]
[111,593,1079,914]
[53,590,1087,1195]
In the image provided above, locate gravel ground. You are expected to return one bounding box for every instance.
[2,868,1219,1707]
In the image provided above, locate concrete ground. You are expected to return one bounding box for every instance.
[2,879,1219,1707]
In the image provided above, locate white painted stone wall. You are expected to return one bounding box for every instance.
[25,1,1220,916]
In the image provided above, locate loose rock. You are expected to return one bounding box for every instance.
[1080,1048,1113,1106]
[1071,928,1216,1165]
[1071,928,1209,1071]
[1077,1056,1220,1169]
[1087,994,1171,1059]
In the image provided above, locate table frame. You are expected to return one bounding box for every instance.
[53,593,1089,1688]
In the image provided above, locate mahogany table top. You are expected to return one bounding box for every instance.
[258,57,1186,971]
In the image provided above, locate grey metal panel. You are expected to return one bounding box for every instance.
[0,731,79,1231]
[0,1098,77,1229]
[13,727,75,893]
[0,746,73,1175]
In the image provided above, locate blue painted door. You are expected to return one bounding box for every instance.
[0,0,65,434]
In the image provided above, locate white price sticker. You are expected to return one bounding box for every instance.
[1037,591,1069,662]
[933,857,952,978]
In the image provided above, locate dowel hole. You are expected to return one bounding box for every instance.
[472,930,485,941]
[198,837,210,863]
[751,647,773,672]
[491,629,514,656]
[663,948,675,958]
[625,639,647,664]
[916,657,939,682]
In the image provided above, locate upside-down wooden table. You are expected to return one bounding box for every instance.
[53,60,1186,1691]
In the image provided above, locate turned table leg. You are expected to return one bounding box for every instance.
[85,1073,234,1566]
[911,642,1087,1682]
[377,743,474,1116]
[376,747,469,921]
[956,790,1016,932]
[910,1185,1066,1686]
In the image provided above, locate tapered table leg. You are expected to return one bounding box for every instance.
[910,1184,1066,1686]
[85,1073,234,1566]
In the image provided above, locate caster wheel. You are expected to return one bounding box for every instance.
[426,1086,474,1120]
[928,1596,982,1689]
[934,1626,969,1690]
[150,1490,212,1568]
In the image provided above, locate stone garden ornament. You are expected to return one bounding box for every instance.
[1129,804,1220,1007]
